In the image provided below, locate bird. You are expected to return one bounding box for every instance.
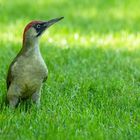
[6,17,64,108]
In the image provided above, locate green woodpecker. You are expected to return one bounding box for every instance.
[6,17,64,108]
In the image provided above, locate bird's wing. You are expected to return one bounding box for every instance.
[6,49,23,90]
[6,68,12,90]
[6,61,15,90]
[43,75,48,83]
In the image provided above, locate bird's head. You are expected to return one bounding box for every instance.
[23,17,64,45]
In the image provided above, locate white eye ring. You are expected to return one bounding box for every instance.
[37,24,41,28]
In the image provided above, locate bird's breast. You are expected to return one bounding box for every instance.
[12,53,48,91]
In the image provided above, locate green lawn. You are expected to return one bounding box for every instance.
[0,0,140,139]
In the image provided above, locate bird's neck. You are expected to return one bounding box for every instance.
[22,37,41,55]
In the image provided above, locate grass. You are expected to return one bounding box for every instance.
[0,0,140,139]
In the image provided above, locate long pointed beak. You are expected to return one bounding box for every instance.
[36,17,64,37]
[44,17,64,28]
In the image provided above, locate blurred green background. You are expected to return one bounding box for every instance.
[0,0,140,140]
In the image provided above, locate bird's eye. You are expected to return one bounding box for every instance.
[36,24,41,28]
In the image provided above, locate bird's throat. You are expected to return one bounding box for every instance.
[22,37,40,56]
[23,36,39,47]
